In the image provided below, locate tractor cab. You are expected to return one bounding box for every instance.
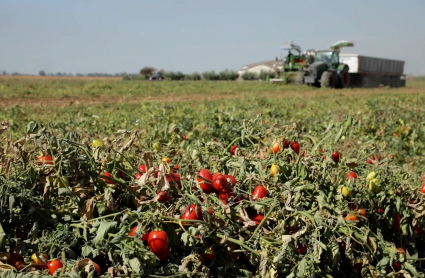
[314,50,340,69]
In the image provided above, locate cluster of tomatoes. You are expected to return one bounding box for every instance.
[5,252,69,276]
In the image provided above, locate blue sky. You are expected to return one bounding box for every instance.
[1,0,424,75]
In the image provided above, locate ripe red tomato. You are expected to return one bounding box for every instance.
[270,142,280,154]
[224,174,237,186]
[393,212,401,230]
[287,227,297,235]
[420,184,425,194]
[166,173,181,189]
[251,214,264,225]
[297,244,307,255]
[212,175,228,192]
[47,259,63,275]
[219,187,234,200]
[212,172,222,181]
[331,151,340,163]
[148,230,169,258]
[357,209,367,217]
[377,208,384,214]
[230,145,238,155]
[392,261,401,272]
[157,191,171,203]
[181,204,203,223]
[282,139,289,149]
[339,241,346,251]
[9,253,25,271]
[138,164,146,173]
[158,249,170,262]
[290,141,300,155]
[92,262,101,275]
[220,199,228,205]
[202,249,215,261]
[346,171,357,180]
[135,172,142,180]
[197,169,214,193]
[397,248,406,260]
[100,172,115,184]
[208,208,216,222]
[36,155,53,165]
[251,185,267,201]
[414,225,422,235]
[182,135,187,140]
[129,226,149,241]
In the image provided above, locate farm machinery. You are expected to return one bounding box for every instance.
[295,41,353,88]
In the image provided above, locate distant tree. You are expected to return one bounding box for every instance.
[241,71,259,81]
[39,70,46,76]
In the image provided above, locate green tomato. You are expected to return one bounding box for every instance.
[91,139,104,149]
[341,186,353,197]
[369,178,381,193]
[366,171,376,181]
[153,142,160,151]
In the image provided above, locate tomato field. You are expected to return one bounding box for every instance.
[1,77,425,277]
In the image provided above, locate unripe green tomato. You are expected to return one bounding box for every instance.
[91,139,104,149]
[369,178,380,193]
[341,186,353,197]
[153,142,160,151]
[366,171,376,181]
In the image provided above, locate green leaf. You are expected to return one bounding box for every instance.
[404,262,418,276]
[296,258,307,277]
[92,221,117,245]
[129,257,142,274]
[378,257,389,266]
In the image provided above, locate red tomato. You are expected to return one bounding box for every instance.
[290,141,300,155]
[166,173,181,189]
[331,151,340,163]
[138,164,146,173]
[397,248,406,260]
[420,184,425,194]
[157,191,171,203]
[297,244,307,255]
[135,172,142,180]
[287,227,298,235]
[158,249,170,262]
[346,171,357,180]
[377,208,384,214]
[270,142,280,154]
[357,209,367,217]
[251,214,264,225]
[202,249,215,261]
[212,172,222,181]
[197,169,214,193]
[181,204,203,223]
[394,213,401,230]
[344,214,358,221]
[351,262,362,273]
[208,208,216,222]
[100,172,115,184]
[8,253,24,271]
[92,262,101,275]
[36,155,53,165]
[230,145,238,155]
[148,230,169,258]
[392,261,401,272]
[212,175,228,192]
[47,259,63,275]
[367,155,376,164]
[282,139,289,149]
[251,185,267,201]
[389,154,395,159]
[348,202,358,210]
[182,135,187,140]
[339,241,346,251]
[414,225,422,235]
[129,226,149,241]
[219,187,234,200]
[224,174,237,186]
[220,199,228,205]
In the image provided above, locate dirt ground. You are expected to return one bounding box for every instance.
[1,87,423,108]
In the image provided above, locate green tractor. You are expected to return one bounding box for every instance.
[281,42,307,72]
[295,41,354,88]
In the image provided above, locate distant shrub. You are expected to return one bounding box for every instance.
[218,70,239,81]
[202,71,219,81]
[185,72,201,81]
[258,70,275,81]
[164,71,185,81]
[139,67,155,78]
[241,72,259,81]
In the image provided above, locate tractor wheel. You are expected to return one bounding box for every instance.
[320,71,336,88]
[339,66,350,88]
[295,71,306,85]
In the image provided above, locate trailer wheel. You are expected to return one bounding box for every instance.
[320,71,336,88]
[340,66,350,88]
[295,71,306,85]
